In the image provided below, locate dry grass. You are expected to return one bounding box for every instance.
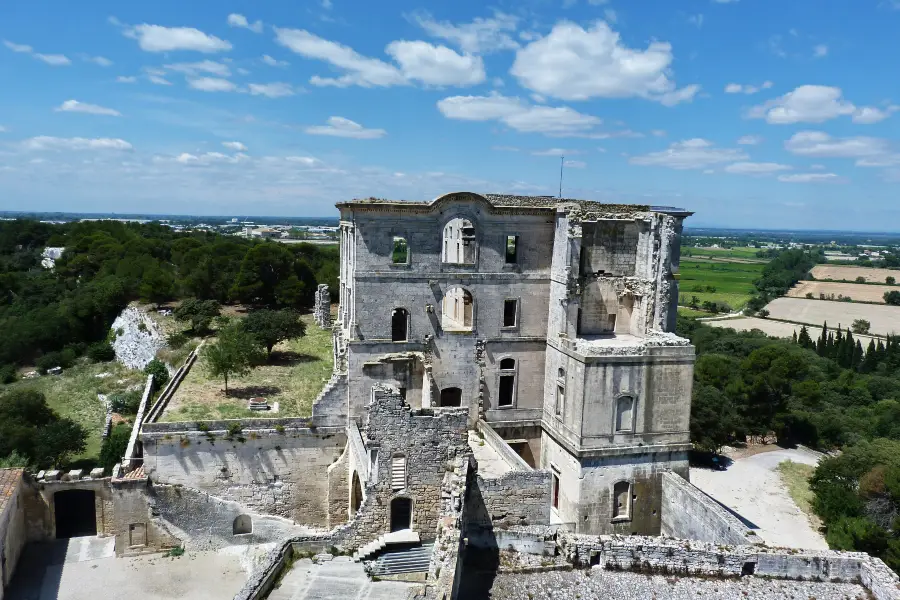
[777,460,823,532]
[764,297,900,336]
[708,317,881,345]
[811,265,900,284]
[787,281,894,303]
[159,314,333,422]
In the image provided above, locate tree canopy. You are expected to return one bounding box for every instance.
[241,309,306,358]
[0,389,87,468]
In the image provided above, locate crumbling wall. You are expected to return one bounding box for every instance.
[660,472,759,545]
[427,456,471,600]
[326,445,350,528]
[0,470,26,595]
[467,471,551,531]
[314,284,332,328]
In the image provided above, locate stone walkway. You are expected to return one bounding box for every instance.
[467,430,512,479]
[267,556,418,600]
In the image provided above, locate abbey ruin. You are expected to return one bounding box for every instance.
[2,192,898,600]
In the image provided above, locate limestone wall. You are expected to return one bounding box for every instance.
[141,424,346,526]
[468,470,551,530]
[660,471,759,545]
[0,472,26,596]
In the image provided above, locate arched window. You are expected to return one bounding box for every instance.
[498,358,516,407]
[391,308,409,341]
[442,218,476,264]
[441,287,474,331]
[616,395,634,432]
[555,368,566,417]
[233,514,252,535]
[613,481,632,520]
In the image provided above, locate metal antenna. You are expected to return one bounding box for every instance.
[559,155,564,199]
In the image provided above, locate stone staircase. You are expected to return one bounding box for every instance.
[353,529,420,562]
[369,543,433,577]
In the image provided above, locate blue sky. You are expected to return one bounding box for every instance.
[1,0,899,229]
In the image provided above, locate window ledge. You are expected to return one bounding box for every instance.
[389,263,411,269]
[611,516,632,524]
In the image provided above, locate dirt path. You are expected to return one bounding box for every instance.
[690,446,828,550]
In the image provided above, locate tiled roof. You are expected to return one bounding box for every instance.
[0,468,25,515]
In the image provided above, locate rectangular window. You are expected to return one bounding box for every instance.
[503,299,518,327]
[505,235,519,263]
[551,472,560,509]
[391,455,407,491]
[499,374,515,407]
[556,385,565,417]
[392,237,408,264]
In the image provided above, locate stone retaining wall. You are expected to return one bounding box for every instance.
[660,471,759,545]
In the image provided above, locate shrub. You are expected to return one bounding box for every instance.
[166,331,189,349]
[855,276,866,284]
[885,290,900,306]
[0,364,16,384]
[144,359,170,388]
[99,423,132,472]
[87,342,116,362]
[887,276,896,285]
[35,349,77,373]
[806,292,814,299]
[758,308,770,319]
[109,391,142,414]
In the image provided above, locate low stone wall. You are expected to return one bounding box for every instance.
[660,471,759,545]
[122,375,154,473]
[476,420,532,472]
[142,417,322,434]
[144,343,202,423]
[232,537,336,600]
[468,470,551,530]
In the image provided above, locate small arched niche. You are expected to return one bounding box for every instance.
[233,514,252,535]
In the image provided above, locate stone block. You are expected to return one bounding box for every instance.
[90,468,106,479]
[66,469,84,480]
[44,470,61,481]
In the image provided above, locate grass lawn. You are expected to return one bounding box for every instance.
[1,361,147,463]
[677,307,710,318]
[777,460,823,532]
[677,259,765,312]
[683,246,766,260]
[160,314,333,422]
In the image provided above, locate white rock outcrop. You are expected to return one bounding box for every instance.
[111,306,167,370]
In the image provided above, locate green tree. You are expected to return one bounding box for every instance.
[886,276,896,285]
[885,290,900,306]
[99,423,132,472]
[144,358,170,389]
[202,324,264,394]
[241,309,306,359]
[33,419,87,468]
[231,243,296,306]
[852,319,872,335]
[139,266,175,308]
[174,298,221,334]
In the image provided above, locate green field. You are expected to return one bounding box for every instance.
[682,246,766,261]
[678,259,765,312]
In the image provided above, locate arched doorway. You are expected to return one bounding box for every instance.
[233,514,252,535]
[350,471,363,516]
[390,497,412,532]
[440,387,462,407]
[54,490,97,538]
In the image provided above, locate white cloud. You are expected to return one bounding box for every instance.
[852,106,899,124]
[409,11,519,54]
[724,162,791,175]
[285,156,321,166]
[532,148,579,156]
[748,85,891,125]
[247,82,296,97]
[510,21,699,104]
[437,93,604,137]
[784,131,890,159]
[3,40,32,53]
[725,81,772,95]
[737,135,763,145]
[125,24,232,53]
[778,173,845,183]
[55,100,122,116]
[23,136,132,151]
[171,151,248,165]
[34,53,71,66]
[116,75,137,83]
[813,44,828,58]
[187,77,237,92]
[164,60,231,77]
[147,74,172,86]
[305,116,386,139]
[629,139,748,170]
[222,141,248,151]
[227,14,263,33]
[262,54,289,67]
[651,129,666,137]
[86,56,113,67]
[385,41,485,86]
[564,159,586,168]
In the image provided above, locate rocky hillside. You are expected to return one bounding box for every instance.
[111,306,167,370]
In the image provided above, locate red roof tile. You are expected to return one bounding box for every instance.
[0,468,24,515]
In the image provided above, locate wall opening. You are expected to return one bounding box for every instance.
[390,497,413,532]
[505,235,519,263]
[391,455,407,491]
[551,472,560,510]
[616,395,635,432]
[350,471,363,516]
[742,561,756,576]
[498,358,516,407]
[391,236,408,264]
[616,293,635,335]
[503,299,518,327]
[54,489,97,538]
[613,481,632,520]
[442,218,476,264]
[439,387,462,407]
[391,308,409,341]
[129,523,147,547]
[233,514,252,535]
[556,368,566,417]
[441,287,474,331]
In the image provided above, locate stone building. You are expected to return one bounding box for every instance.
[334,191,694,535]
[0,469,26,600]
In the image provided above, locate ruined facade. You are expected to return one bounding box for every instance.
[334,191,695,535]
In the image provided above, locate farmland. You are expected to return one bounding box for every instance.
[708,316,880,346]
[764,297,900,336]
[682,246,766,261]
[677,259,765,312]
[811,264,900,283]
[787,281,895,304]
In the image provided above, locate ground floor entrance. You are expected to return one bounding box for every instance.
[54,490,97,539]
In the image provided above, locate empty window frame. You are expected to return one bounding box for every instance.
[555,368,566,417]
[551,471,560,510]
[391,455,407,491]
[498,358,516,407]
[442,218,476,264]
[613,481,632,520]
[441,287,474,331]
[391,308,409,342]
[391,236,409,264]
[503,299,518,327]
[505,235,519,264]
[616,395,635,432]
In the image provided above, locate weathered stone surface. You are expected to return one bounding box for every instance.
[660,471,758,545]
[110,306,167,370]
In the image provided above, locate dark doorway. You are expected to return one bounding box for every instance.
[54,490,97,538]
[391,308,409,342]
[390,497,412,532]
[440,387,462,407]
[350,471,363,516]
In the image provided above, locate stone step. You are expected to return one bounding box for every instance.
[353,529,420,561]
[370,544,433,576]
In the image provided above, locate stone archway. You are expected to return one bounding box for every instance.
[350,471,363,516]
[54,489,97,538]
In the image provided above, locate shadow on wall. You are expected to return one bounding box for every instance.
[457,476,499,600]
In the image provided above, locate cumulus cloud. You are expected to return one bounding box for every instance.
[437,93,607,137]
[778,173,845,183]
[305,116,386,139]
[724,162,792,175]
[23,136,132,151]
[629,139,748,170]
[749,85,892,125]
[510,21,699,104]
[852,106,899,124]
[187,77,237,92]
[737,135,763,145]
[125,24,232,53]
[724,81,772,95]
[784,131,890,159]
[222,141,248,151]
[408,11,519,54]
[262,54,289,67]
[247,82,296,97]
[164,60,231,77]
[227,14,263,33]
[54,100,122,116]
[385,41,485,86]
